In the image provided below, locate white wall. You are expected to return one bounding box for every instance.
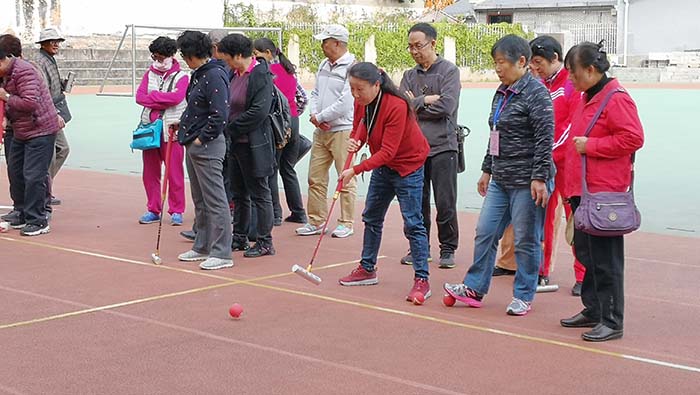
[626,0,700,54]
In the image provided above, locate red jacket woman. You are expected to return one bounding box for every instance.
[559,41,644,342]
[337,62,432,304]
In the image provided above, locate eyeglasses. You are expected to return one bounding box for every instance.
[406,41,431,52]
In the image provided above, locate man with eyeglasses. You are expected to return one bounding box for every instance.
[34,28,71,208]
[399,22,461,269]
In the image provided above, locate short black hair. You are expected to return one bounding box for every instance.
[176,30,212,59]
[148,36,177,57]
[0,34,22,58]
[0,48,7,60]
[565,41,611,73]
[408,23,438,40]
[491,34,531,63]
[218,33,253,58]
[530,35,562,63]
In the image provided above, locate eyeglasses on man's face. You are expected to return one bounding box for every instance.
[406,41,431,52]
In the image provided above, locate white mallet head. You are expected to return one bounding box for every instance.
[151,253,162,265]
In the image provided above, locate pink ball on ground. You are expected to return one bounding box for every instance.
[229,303,243,318]
[412,293,425,306]
[443,294,456,307]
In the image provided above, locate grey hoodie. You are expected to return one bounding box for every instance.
[400,56,461,157]
[309,51,355,132]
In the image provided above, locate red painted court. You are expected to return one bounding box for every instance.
[1,169,698,394]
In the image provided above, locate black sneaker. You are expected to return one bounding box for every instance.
[400,250,432,265]
[273,217,282,226]
[571,282,582,296]
[231,237,250,251]
[180,230,196,241]
[20,223,50,236]
[1,210,21,222]
[492,267,516,276]
[9,216,26,229]
[284,214,307,224]
[438,251,456,269]
[538,275,550,286]
[244,243,275,258]
[50,197,62,205]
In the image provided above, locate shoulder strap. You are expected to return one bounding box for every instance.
[580,88,635,194]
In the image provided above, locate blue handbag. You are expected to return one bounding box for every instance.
[130,118,163,150]
[131,71,180,151]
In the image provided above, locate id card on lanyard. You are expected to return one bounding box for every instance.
[490,94,511,157]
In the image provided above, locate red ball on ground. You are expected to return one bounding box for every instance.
[412,292,425,306]
[229,303,243,318]
[443,294,456,307]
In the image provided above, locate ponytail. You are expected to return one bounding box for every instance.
[253,37,296,75]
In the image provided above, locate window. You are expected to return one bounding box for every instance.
[487,14,513,24]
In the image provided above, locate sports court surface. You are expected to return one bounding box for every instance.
[1,86,698,393]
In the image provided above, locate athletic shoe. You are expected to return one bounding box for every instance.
[506,297,531,316]
[295,223,326,236]
[406,278,432,304]
[284,214,307,224]
[443,282,483,308]
[438,252,456,269]
[139,211,160,224]
[400,250,432,265]
[9,216,26,229]
[338,265,378,286]
[273,217,282,226]
[170,213,183,226]
[180,230,196,241]
[243,243,275,258]
[50,196,62,205]
[1,210,20,222]
[331,224,353,238]
[20,223,50,236]
[231,237,250,251]
[492,267,516,276]
[199,257,234,270]
[178,250,208,262]
[538,275,550,286]
[571,282,583,296]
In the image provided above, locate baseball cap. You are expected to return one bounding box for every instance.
[313,25,349,43]
[36,27,65,44]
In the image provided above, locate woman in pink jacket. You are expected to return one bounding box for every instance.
[135,36,189,225]
[559,42,644,342]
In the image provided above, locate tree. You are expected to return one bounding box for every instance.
[424,0,455,10]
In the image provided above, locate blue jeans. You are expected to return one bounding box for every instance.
[464,180,548,301]
[360,166,429,279]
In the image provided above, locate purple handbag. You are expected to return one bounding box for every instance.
[573,88,641,237]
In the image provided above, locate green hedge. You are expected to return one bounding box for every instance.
[225,21,533,72]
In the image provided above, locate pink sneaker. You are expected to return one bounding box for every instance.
[339,265,378,286]
[443,282,483,308]
[406,278,431,305]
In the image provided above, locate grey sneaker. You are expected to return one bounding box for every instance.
[438,252,456,269]
[295,223,326,236]
[199,257,234,270]
[178,250,209,262]
[331,224,354,238]
[506,297,531,316]
[400,250,432,265]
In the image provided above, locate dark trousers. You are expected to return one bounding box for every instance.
[269,116,305,219]
[9,134,56,226]
[3,130,19,210]
[571,197,625,330]
[230,142,273,246]
[422,151,459,254]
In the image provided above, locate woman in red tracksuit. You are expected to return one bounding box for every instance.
[530,36,586,294]
[559,42,644,342]
[336,62,432,304]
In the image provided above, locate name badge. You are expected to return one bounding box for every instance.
[489,129,500,156]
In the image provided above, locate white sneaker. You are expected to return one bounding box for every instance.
[506,297,532,316]
[178,250,208,262]
[199,257,234,270]
[295,222,326,236]
[331,224,354,238]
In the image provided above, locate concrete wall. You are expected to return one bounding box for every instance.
[625,0,700,55]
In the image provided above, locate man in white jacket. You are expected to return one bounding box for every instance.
[296,25,356,239]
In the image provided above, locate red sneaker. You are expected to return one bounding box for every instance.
[406,278,431,304]
[338,265,378,286]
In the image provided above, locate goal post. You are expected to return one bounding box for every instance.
[97,24,283,97]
